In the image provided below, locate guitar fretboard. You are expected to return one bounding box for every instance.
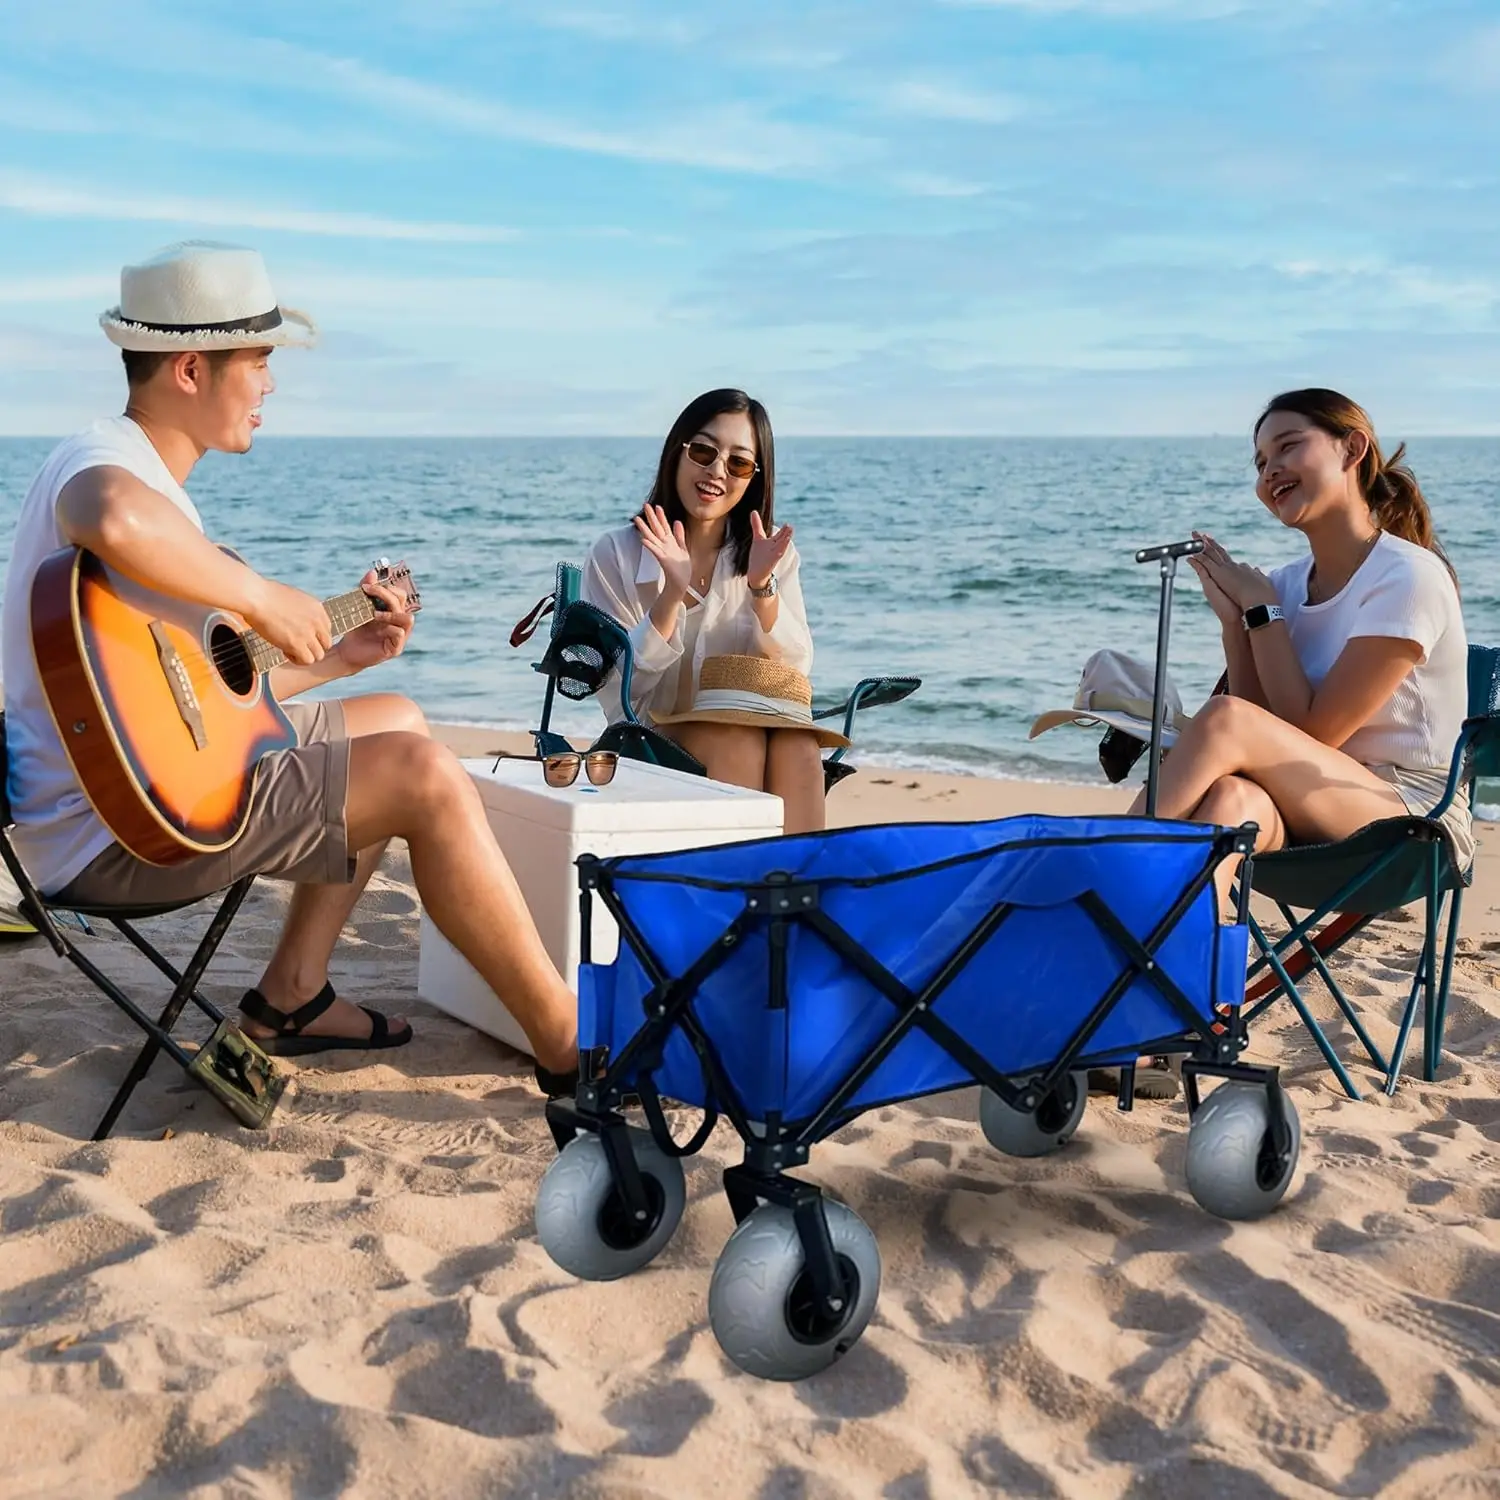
[243,587,381,674]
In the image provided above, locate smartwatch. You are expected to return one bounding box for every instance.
[1242,602,1285,632]
[748,573,778,599]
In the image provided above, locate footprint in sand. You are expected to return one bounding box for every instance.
[604,1377,712,1457]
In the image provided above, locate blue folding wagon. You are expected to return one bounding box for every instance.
[535,813,1300,1381]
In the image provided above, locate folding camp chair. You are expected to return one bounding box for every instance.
[1241,644,1500,1099]
[533,812,1300,1381]
[0,712,283,1140]
[511,562,921,795]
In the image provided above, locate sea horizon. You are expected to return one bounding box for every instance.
[4,434,1496,810]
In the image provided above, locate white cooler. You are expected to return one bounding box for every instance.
[416,756,784,1053]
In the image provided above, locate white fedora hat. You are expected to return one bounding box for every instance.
[1029,648,1191,746]
[99,241,317,352]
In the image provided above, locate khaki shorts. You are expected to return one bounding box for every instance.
[1370,762,1476,872]
[54,699,354,908]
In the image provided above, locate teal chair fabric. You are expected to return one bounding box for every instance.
[1244,644,1500,1098]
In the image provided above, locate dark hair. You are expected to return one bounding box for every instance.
[120,348,237,388]
[1254,387,1455,583]
[642,388,774,577]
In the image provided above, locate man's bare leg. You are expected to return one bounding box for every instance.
[243,694,426,1044]
[323,731,576,1070]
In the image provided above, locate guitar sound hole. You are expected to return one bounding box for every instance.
[210,623,256,697]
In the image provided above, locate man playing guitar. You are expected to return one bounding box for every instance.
[2,242,578,1085]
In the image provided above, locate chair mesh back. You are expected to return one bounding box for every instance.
[1467,645,1500,780]
[537,602,628,703]
[0,713,11,829]
[552,563,582,634]
[1468,646,1500,719]
[556,641,611,701]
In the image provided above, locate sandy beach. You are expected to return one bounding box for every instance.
[3,723,1499,1499]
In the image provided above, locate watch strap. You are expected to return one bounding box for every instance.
[748,573,778,598]
[1242,602,1285,631]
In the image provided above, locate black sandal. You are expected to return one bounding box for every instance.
[239,983,413,1057]
[1086,1056,1181,1101]
[533,1059,579,1099]
[1135,1056,1182,1101]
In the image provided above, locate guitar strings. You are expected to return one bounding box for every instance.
[157,585,418,677]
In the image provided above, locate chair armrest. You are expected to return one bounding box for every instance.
[813,676,922,756]
[1427,713,1500,820]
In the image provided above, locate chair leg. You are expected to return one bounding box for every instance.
[1248,913,1362,1100]
[1384,858,1442,1097]
[92,880,254,1141]
[1428,887,1465,1081]
[1243,910,1371,1007]
[111,918,229,1023]
[1291,933,1388,1074]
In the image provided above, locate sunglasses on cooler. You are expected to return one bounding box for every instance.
[492,750,620,787]
[682,439,759,481]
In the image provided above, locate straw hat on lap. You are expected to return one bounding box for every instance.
[654,655,851,749]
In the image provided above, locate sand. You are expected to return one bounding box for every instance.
[2,724,1499,1499]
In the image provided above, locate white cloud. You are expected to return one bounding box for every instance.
[1432,23,1500,93]
[0,173,518,244]
[518,5,701,46]
[0,74,399,159]
[941,0,1260,15]
[1273,257,1499,319]
[891,172,991,198]
[282,269,665,338]
[884,79,1025,125]
[297,51,869,176]
[0,273,114,306]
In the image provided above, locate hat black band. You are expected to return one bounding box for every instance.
[116,306,284,335]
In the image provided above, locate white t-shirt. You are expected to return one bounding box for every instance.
[1267,531,1467,773]
[2,417,204,893]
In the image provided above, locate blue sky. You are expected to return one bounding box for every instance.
[2,0,1498,435]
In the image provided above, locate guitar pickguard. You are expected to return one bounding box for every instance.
[148,619,209,751]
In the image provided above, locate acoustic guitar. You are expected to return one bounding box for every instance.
[31,548,421,866]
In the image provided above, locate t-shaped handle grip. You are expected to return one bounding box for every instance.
[1134,539,1204,564]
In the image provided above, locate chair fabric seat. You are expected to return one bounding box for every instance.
[1252,816,1467,914]
[42,892,222,922]
[1241,642,1500,1097]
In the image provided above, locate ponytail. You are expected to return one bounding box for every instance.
[1368,442,1440,550]
[1255,389,1458,589]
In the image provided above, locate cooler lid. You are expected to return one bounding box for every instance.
[461,756,784,834]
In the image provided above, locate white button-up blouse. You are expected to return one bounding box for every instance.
[581,522,815,727]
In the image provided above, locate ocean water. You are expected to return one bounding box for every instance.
[3,435,1497,795]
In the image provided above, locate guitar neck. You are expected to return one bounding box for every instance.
[244,587,377,674]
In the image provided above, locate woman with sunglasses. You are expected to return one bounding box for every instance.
[582,388,825,833]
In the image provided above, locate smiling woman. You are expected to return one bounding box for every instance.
[580,388,831,834]
[1134,386,1472,884]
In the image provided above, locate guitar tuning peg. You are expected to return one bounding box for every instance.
[373,556,390,575]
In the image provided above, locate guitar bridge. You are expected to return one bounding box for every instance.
[148,619,208,750]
